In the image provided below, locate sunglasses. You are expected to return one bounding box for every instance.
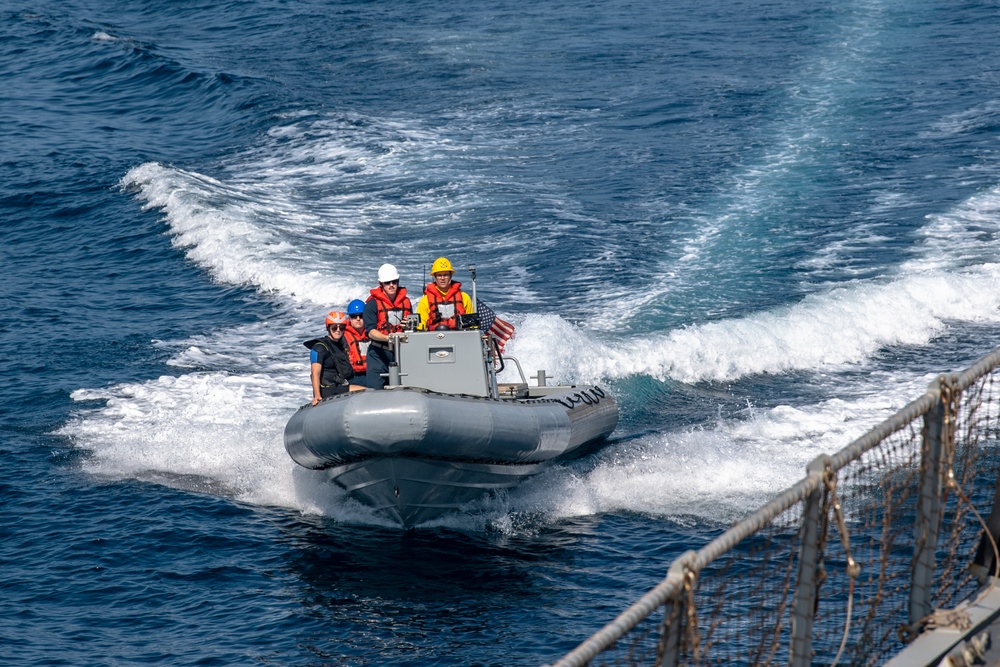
[381,279,399,286]
[328,324,346,332]
[350,313,364,318]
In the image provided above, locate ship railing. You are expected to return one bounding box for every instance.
[545,344,1000,667]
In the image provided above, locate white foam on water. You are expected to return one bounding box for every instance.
[121,110,564,308]
[904,184,1000,272]
[478,371,932,527]
[499,261,1000,387]
[60,331,397,527]
[122,162,366,306]
[922,100,1000,139]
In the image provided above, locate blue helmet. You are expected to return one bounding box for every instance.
[347,299,366,315]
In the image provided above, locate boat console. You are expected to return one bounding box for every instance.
[387,329,496,397]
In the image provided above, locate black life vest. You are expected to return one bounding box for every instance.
[309,337,354,388]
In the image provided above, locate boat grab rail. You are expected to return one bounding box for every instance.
[501,354,529,386]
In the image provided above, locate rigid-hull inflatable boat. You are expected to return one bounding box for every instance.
[284,321,618,527]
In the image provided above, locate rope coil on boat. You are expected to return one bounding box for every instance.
[551,388,607,410]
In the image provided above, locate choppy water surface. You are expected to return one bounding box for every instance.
[4,0,1000,664]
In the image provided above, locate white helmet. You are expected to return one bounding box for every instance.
[377,263,400,283]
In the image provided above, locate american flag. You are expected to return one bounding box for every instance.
[476,299,516,352]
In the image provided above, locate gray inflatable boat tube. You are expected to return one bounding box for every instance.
[284,387,618,471]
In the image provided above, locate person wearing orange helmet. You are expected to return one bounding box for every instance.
[416,257,473,331]
[362,263,412,389]
[307,310,365,405]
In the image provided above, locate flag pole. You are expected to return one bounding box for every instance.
[469,264,477,313]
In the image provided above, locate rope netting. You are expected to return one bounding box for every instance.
[549,350,1000,667]
[811,419,923,666]
[930,372,1000,611]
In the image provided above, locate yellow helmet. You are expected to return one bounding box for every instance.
[430,257,454,275]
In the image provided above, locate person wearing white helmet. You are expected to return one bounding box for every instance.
[362,263,412,389]
[415,256,474,331]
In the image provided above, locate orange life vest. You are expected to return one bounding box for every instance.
[369,286,412,334]
[343,325,369,374]
[424,281,466,330]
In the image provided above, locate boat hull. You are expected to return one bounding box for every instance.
[284,386,618,526]
[326,457,549,527]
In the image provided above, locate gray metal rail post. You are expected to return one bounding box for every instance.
[788,456,829,667]
[909,375,954,628]
[655,551,695,667]
[972,465,1000,581]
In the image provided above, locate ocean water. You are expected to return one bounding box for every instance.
[4,0,1000,664]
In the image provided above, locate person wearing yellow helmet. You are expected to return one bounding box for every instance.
[416,257,474,331]
[306,310,366,405]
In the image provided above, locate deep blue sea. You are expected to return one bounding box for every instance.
[4,0,1000,664]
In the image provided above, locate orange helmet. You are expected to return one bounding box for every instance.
[325,311,348,326]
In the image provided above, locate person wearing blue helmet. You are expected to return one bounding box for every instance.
[344,298,369,376]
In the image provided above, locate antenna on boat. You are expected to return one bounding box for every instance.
[468,264,477,313]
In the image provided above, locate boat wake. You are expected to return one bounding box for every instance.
[64,122,1000,530]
